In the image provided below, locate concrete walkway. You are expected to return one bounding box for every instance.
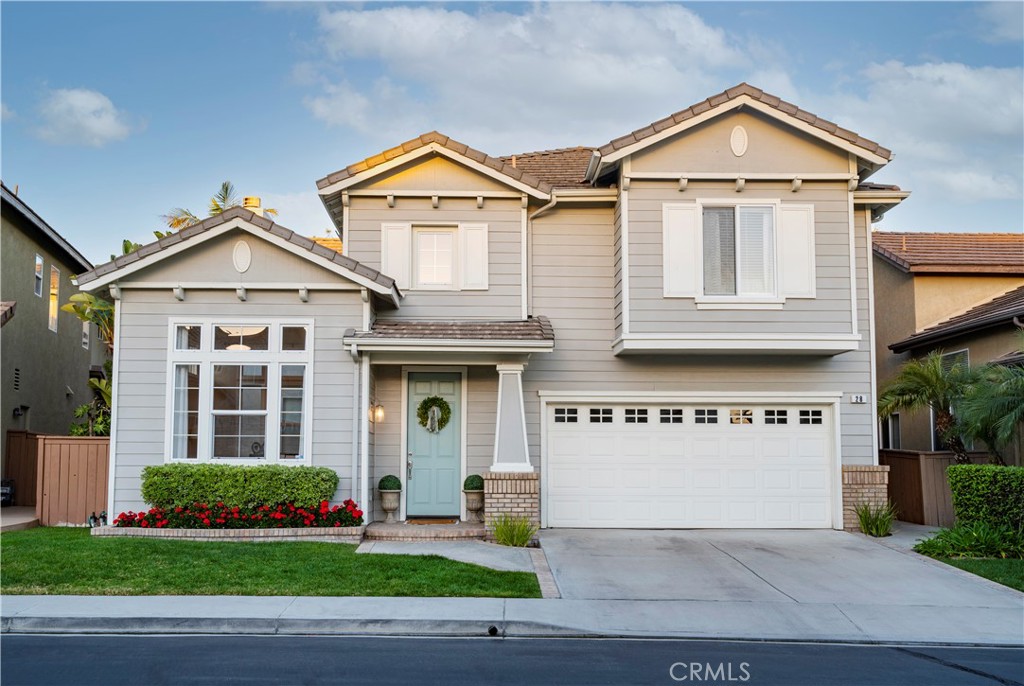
[355,540,533,572]
[0,506,38,533]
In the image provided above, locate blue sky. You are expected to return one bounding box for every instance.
[2,2,1022,265]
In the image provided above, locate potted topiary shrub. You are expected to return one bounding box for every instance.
[463,474,484,523]
[378,475,402,523]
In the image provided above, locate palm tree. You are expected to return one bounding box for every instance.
[878,351,975,464]
[959,361,1024,466]
[161,181,277,232]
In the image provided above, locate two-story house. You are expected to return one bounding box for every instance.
[1,182,102,475]
[75,84,906,530]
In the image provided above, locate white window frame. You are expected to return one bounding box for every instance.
[696,198,782,307]
[880,412,901,450]
[164,318,314,465]
[34,254,44,297]
[48,266,60,332]
[82,321,90,350]
[412,226,458,291]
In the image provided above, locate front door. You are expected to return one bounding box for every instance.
[406,372,461,517]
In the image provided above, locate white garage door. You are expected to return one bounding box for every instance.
[545,403,834,528]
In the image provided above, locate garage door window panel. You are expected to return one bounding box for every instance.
[590,408,613,424]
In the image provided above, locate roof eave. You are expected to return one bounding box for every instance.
[1,184,93,272]
[890,316,1022,353]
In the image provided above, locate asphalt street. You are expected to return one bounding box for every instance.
[1,635,1021,686]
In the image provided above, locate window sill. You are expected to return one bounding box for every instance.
[694,297,784,310]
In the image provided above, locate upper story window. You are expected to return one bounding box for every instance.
[381,222,488,292]
[48,266,60,332]
[414,229,456,289]
[703,206,775,297]
[34,255,44,297]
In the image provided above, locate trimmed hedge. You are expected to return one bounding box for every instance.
[948,464,1024,530]
[141,464,339,509]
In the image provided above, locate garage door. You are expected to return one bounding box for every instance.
[545,403,834,528]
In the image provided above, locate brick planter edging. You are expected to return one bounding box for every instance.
[91,526,365,544]
[842,465,890,531]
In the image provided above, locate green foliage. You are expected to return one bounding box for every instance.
[416,396,452,432]
[61,293,114,352]
[855,500,897,537]
[489,514,538,547]
[914,522,1024,559]
[463,474,484,491]
[162,181,278,232]
[948,464,1024,530]
[111,239,142,261]
[141,464,338,509]
[378,474,402,491]
[959,364,1024,459]
[68,378,112,436]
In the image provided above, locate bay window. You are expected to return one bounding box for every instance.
[167,321,312,463]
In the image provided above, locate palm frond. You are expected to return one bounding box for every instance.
[162,208,200,230]
[209,181,239,215]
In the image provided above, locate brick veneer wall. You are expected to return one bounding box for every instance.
[483,471,539,542]
[91,526,365,544]
[842,465,890,531]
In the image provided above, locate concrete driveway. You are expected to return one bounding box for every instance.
[539,529,1022,606]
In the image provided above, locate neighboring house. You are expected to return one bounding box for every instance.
[1,182,102,472]
[872,232,1024,462]
[76,83,907,530]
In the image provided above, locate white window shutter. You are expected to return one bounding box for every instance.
[662,204,700,297]
[460,223,489,290]
[381,223,411,290]
[779,204,816,298]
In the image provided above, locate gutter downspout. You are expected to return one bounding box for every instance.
[584,150,601,183]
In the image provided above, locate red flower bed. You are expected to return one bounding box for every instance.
[113,500,364,529]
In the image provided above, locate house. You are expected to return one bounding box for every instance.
[1,182,102,473]
[76,83,906,530]
[872,232,1024,463]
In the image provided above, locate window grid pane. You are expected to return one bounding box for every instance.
[212,364,268,459]
[703,208,736,295]
[660,408,683,424]
[554,408,578,424]
[175,325,202,351]
[695,409,718,425]
[172,364,200,460]
[416,231,454,287]
[737,206,774,295]
[625,408,648,424]
[279,365,305,459]
[590,408,613,424]
[214,326,269,351]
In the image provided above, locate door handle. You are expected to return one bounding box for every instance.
[407,453,413,480]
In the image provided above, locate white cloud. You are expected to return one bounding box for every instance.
[976,2,1023,44]
[304,3,747,152]
[1,103,14,121]
[34,88,138,147]
[261,191,335,236]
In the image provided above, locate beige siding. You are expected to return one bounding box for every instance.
[111,288,362,514]
[524,202,876,465]
[627,180,855,334]
[347,195,523,320]
[360,156,512,193]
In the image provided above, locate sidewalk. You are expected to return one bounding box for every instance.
[3,594,1021,646]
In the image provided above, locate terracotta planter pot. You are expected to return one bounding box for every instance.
[379,490,400,523]
[464,489,484,523]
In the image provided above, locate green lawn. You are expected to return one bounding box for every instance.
[938,557,1024,592]
[0,528,541,598]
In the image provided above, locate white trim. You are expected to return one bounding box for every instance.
[621,158,631,334]
[595,95,890,170]
[628,171,858,181]
[112,282,362,291]
[400,366,469,521]
[537,391,843,530]
[695,300,784,310]
[343,338,553,353]
[361,354,371,518]
[612,333,861,355]
[341,198,350,257]
[107,298,121,517]
[33,254,43,297]
[317,142,550,200]
[351,354,361,501]
[491,363,532,472]
[866,209,880,463]
[848,155,859,336]
[521,195,528,320]
[348,189,522,199]
[78,217,399,304]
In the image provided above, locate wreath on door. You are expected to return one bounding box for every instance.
[417,396,452,433]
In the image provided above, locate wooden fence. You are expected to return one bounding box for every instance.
[4,430,109,526]
[878,449,988,527]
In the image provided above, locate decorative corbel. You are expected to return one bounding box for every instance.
[678,178,688,192]
[477,196,484,209]
[386,194,395,208]
[848,178,859,191]
[236,287,247,302]
[173,286,185,302]
[621,176,631,191]
[431,195,439,209]
[341,191,350,207]
[298,287,309,303]
[791,178,802,193]
[735,177,746,193]
[521,194,528,209]
[108,284,121,300]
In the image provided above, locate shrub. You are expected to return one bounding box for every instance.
[114,499,364,529]
[463,474,484,491]
[948,464,1024,530]
[914,522,1024,559]
[378,475,402,491]
[489,514,538,547]
[141,464,338,510]
[855,500,897,537]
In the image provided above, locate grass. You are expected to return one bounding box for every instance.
[0,528,541,598]
[937,557,1024,593]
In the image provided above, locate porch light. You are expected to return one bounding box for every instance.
[369,403,384,423]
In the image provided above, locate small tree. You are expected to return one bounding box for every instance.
[878,352,975,464]
[61,293,115,353]
[69,379,112,437]
[959,363,1024,466]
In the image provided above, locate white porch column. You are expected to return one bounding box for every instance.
[491,363,532,472]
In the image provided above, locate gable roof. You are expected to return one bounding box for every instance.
[74,207,400,302]
[498,147,594,188]
[588,83,892,181]
[872,232,1024,274]
[1,182,93,272]
[890,286,1024,353]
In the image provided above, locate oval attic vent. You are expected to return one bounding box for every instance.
[730,125,748,157]
[232,240,252,274]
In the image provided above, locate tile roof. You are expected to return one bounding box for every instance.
[349,317,555,341]
[872,232,1024,274]
[890,286,1024,353]
[0,301,15,328]
[595,83,892,162]
[316,131,553,195]
[75,207,398,293]
[499,147,594,188]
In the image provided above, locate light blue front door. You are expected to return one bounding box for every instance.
[407,372,461,517]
